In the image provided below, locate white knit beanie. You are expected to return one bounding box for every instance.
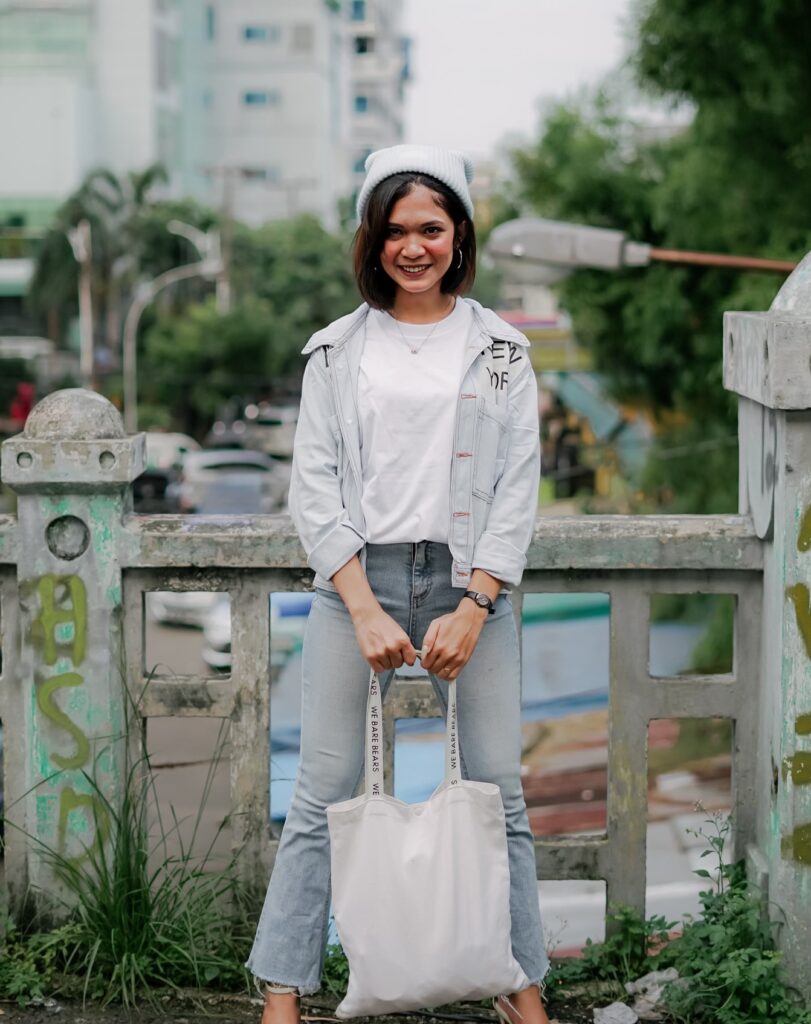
[356,144,475,222]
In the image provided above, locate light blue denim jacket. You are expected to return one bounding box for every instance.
[288,297,540,593]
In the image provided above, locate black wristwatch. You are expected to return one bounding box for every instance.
[463,590,495,615]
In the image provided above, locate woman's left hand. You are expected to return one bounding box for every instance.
[420,601,488,681]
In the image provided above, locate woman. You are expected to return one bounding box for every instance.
[247,145,551,1024]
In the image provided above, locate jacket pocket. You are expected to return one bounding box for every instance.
[472,398,509,502]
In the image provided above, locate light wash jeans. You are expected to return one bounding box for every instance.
[246,541,549,996]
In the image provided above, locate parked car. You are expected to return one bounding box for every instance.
[202,592,314,673]
[133,432,201,513]
[144,431,200,471]
[242,402,298,458]
[167,448,290,514]
[147,589,219,628]
[203,420,249,449]
[202,593,232,671]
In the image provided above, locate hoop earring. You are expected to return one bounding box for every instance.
[455,248,463,270]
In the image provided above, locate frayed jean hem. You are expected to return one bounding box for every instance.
[247,967,320,999]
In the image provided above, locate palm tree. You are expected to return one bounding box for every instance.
[28,164,169,352]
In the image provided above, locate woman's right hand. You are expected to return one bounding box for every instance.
[351,604,418,672]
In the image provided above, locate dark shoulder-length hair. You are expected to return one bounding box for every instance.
[353,172,477,309]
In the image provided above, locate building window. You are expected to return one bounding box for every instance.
[243,90,281,106]
[354,35,373,54]
[241,167,280,182]
[351,0,366,20]
[155,29,177,91]
[243,24,280,42]
[206,4,215,40]
[292,23,314,52]
[354,94,368,114]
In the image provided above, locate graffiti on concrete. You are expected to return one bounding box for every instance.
[786,584,811,659]
[798,506,811,553]
[29,573,108,861]
[782,823,811,866]
[31,574,87,666]
[36,672,90,770]
[783,751,811,786]
[783,515,811,865]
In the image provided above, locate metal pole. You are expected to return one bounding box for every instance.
[217,171,233,314]
[122,260,218,433]
[67,219,94,386]
[649,248,797,274]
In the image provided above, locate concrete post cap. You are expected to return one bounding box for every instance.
[771,251,811,314]
[23,388,126,441]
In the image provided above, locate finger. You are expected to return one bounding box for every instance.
[429,655,449,679]
[421,624,441,668]
[422,619,439,651]
[403,643,418,667]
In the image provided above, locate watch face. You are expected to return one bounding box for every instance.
[475,593,489,608]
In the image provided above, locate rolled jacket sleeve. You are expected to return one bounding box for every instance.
[471,357,540,587]
[288,350,365,580]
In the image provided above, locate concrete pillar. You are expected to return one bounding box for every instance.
[724,254,811,998]
[0,389,144,913]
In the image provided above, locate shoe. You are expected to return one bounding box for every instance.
[493,995,525,1023]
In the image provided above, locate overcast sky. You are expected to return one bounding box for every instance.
[402,0,634,161]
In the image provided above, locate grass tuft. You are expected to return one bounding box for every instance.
[1,683,255,1007]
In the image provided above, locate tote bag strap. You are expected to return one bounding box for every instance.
[365,669,385,797]
[364,668,462,797]
[443,679,462,786]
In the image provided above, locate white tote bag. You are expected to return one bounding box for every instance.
[327,669,529,1019]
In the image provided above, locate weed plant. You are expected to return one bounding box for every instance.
[545,811,811,1024]
[0,915,79,1004]
[0,710,255,1007]
[655,813,811,1024]
[322,941,351,999]
[544,903,673,998]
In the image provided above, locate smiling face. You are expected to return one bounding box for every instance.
[379,184,458,299]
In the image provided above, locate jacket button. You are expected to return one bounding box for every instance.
[346,417,353,424]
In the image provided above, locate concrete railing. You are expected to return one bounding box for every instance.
[2,256,811,997]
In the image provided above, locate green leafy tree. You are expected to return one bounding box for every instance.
[511,0,811,513]
[231,213,358,329]
[138,215,360,434]
[140,297,296,437]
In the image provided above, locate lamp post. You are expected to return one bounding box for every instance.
[67,219,94,386]
[486,217,797,284]
[122,222,222,433]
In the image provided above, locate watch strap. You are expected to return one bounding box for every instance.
[463,590,495,614]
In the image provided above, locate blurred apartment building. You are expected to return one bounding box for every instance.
[0,0,409,233]
[0,1,184,227]
[190,0,408,228]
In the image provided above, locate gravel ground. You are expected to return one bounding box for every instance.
[0,990,596,1024]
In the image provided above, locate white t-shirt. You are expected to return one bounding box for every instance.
[358,299,472,544]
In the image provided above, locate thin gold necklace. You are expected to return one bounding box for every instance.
[389,298,456,355]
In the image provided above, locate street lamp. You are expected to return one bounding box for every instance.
[66,219,94,386]
[487,217,797,284]
[122,222,222,433]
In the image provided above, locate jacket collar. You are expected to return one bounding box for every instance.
[300,297,530,355]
